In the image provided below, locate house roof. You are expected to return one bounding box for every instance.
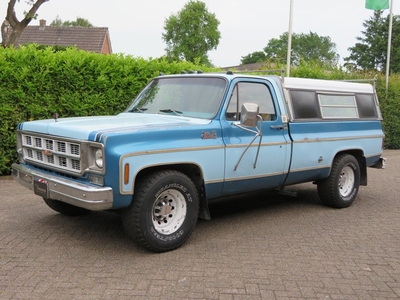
[16,25,112,54]
[221,62,269,71]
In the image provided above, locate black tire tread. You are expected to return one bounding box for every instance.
[122,169,199,252]
[317,154,360,208]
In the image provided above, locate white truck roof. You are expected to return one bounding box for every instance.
[283,77,374,94]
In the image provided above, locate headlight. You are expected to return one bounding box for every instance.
[95,149,104,168]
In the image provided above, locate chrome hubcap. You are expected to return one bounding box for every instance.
[338,166,355,198]
[152,189,186,234]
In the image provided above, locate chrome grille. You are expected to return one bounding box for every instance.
[21,133,82,174]
[46,140,53,150]
[71,144,80,156]
[71,159,81,170]
[35,137,42,147]
[36,150,44,161]
[57,141,66,153]
[47,155,55,164]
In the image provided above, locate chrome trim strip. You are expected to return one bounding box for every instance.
[119,160,207,195]
[120,143,288,160]
[223,170,288,182]
[204,178,224,185]
[225,141,291,149]
[12,163,113,211]
[287,164,331,173]
[292,135,384,143]
[120,145,224,160]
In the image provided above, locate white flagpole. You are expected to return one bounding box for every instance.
[286,0,294,77]
[385,0,394,90]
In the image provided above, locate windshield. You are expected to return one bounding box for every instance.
[125,77,227,119]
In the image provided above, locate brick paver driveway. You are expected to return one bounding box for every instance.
[1,150,399,300]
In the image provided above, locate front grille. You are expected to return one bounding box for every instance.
[21,133,82,174]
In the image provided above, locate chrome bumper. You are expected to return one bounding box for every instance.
[370,157,386,169]
[11,163,113,211]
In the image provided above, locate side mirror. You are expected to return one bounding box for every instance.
[240,103,259,127]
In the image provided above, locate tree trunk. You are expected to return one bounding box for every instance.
[1,20,11,47]
[1,0,49,47]
[1,20,24,48]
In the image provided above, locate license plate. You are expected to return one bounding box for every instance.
[34,178,49,198]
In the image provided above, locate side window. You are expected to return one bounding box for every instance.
[318,94,358,119]
[290,90,321,119]
[290,90,378,120]
[226,82,276,121]
[356,94,378,118]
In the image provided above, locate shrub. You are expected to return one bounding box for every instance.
[0,45,215,174]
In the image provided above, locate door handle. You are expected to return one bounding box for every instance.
[270,125,285,130]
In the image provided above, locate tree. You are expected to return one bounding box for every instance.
[50,16,93,27]
[262,31,339,67]
[1,0,49,47]
[345,11,400,73]
[240,51,267,64]
[162,0,220,66]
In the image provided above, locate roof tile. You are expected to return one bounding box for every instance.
[16,26,111,53]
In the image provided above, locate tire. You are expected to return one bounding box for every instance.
[43,198,90,216]
[317,154,360,208]
[122,170,199,253]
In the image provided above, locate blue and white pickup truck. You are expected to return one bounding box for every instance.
[12,72,385,252]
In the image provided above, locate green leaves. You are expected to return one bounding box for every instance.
[262,31,339,67]
[162,0,221,66]
[0,45,215,174]
[345,11,400,73]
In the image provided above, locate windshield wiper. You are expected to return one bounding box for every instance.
[159,108,183,116]
[128,107,148,113]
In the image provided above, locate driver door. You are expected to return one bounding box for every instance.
[221,78,291,195]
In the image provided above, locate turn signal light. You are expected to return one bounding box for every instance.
[124,163,130,185]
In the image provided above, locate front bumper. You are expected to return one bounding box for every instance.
[12,163,113,211]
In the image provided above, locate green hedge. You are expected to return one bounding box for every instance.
[1,47,399,175]
[371,74,400,149]
[0,45,215,174]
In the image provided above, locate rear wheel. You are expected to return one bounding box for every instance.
[122,170,199,252]
[43,198,90,216]
[317,154,360,208]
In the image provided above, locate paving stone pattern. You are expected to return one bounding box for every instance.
[1,150,399,299]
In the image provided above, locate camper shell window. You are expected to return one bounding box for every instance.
[289,89,378,120]
[318,94,358,119]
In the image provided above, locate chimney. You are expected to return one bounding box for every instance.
[39,19,46,30]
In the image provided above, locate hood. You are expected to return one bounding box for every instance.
[19,113,210,141]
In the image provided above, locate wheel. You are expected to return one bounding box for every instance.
[317,154,360,208]
[122,170,199,252]
[43,198,90,216]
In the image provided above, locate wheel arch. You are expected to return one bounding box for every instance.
[332,149,367,186]
[134,163,211,220]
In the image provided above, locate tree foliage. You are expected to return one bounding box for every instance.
[240,51,266,65]
[162,0,220,66]
[1,0,49,47]
[262,31,339,67]
[345,11,400,73]
[50,16,93,27]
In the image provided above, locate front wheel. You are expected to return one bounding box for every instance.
[122,170,199,252]
[317,154,360,208]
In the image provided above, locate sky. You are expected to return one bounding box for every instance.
[8,0,400,67]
